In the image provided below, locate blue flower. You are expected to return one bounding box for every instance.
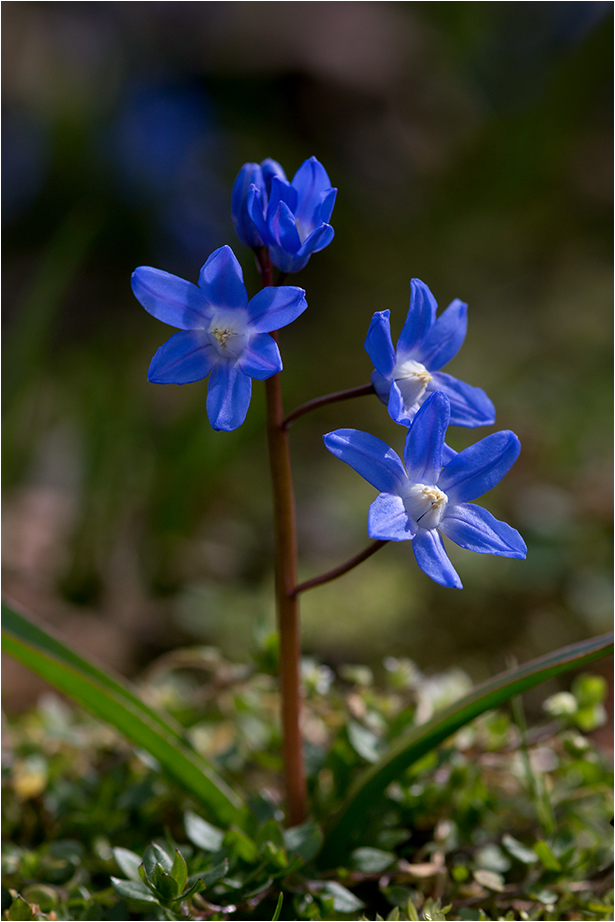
[231,158,286,248]
[324,392,526,589]
[245,156,337,273]
[365,279,495,429]
[132,245,307,431]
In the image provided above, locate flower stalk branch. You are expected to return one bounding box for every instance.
[292,540,388,597]
[283,383,375,430]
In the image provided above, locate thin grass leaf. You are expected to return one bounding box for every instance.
[2,607,245,824]
[2,602,185,741]
[319,632,613,865]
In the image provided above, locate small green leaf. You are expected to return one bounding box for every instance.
[21,887,58,913]
[110,877,159,904]
[473,869,505,892]
[262,841,288,869]
[502,833,539,865]
[180,860,229,900]
[283,820,323,863]
[152,863,179,900]
[533,840,561,871]
[351,847,396,874]
[8,896,33,921]
[184,811,225,852]
[318,881,365,913]
[113,847,144,883]
[170,850,187,893]
[348,720,382,763]
[223,827,259,864]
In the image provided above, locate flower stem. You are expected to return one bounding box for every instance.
[258,249,307,826]
[293,540,388,596]
[283,383,376,429]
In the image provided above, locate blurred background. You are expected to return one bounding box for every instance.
[3,2,613,710]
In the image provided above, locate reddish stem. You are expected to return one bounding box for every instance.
[283,383,376,429]
[293,540,388,596]
[258,248,307,826]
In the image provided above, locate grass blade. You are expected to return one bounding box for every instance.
[2,603,244,824]
[319,632,613,865]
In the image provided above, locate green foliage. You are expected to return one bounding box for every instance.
[3,646,613,920]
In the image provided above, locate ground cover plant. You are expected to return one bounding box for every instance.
[2,642,613,921]
[3,150,613,921]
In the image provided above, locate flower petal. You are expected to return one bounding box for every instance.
[396,279,437,356]
[198,246,248,311]
[297,222,335,256]
[412,528,462,589]
[415,298,467,371]
[267,175,298,222]
[261,158,287,193]
[440,503,527,558]
[247,185,272,244]
[206,361,252,431]
[291,156,333,229]
[403,391,450,484]
[247,286,308,332]
[315,187,337,225]
[386,380,414,427]
[232,163,265,248]
[323,429,407,494]
[368,492,416,541]
[237,333,282,380]
[439,430,521,504]
[428,373,496,428]
[365,311,396,377]
[148,330,218,384]
[132,267,208,329]
[269,201,301,253]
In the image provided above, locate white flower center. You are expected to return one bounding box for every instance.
[402,481,448,529]
[394,358,432,408]
[208,311,249,358]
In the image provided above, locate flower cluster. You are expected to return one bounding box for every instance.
[132,153,525,586]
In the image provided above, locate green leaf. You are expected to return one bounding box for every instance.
[113,847,144,883]
[319,632,613,864]
[181,860,229,899]
[351,847,396,874]
[533,840,562,871]
[110,877,159,904]
[283,820,323,863]
[2,602,244,824]
[170,850,188,894]
[184,811,225,852]
[152,864,179,900]
[501,834,539,865]
[317,881,365,913]
[7,896,33,921]
[223,827,259,864]
[271,892,284,922]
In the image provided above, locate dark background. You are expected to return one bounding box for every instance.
[3,2,613,708]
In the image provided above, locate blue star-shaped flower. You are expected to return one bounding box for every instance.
[132,245,307,431]
[238,156,336,273]
[365,279,495,429]
[324,392,526,589]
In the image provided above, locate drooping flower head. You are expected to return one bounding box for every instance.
[236,156,336,273]
[132,245,307,431]
[324,392,526,588]
[366,279,495,429]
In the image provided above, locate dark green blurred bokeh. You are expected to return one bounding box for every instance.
[3,2,612,701]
